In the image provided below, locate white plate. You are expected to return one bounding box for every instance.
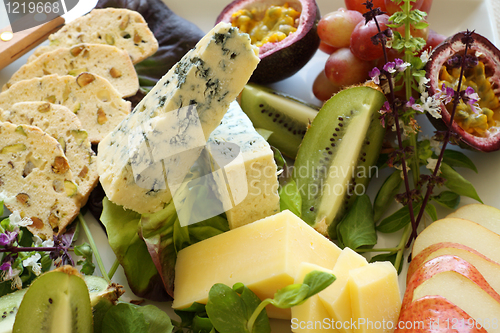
[0,0,499,332]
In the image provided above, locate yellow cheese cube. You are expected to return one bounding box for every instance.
[319,248,368,333]
[291,263,338,333]
[172,210,341,319]
[348,262,401,333]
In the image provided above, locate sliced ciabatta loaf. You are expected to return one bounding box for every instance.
[4,44,139,98]
[28,8,158,64]
[0,102,98,206]
[0,74,131,144]
[0,121,81,239]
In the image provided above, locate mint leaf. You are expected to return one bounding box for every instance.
[377,202,421,233]
[136,305,173,333]
[442,150,478,173]
[232,283,270,333]
[373,170,403,221]
[271,284,310,308]
[441,163,482,203]
[279,179,302,217]
[74,243,95,275]
[432,191,460,209]
[424,203,438,222]
[302,270,336,298]
[206,284,254,333]
[101,303,150,333]
[337,195,377,250]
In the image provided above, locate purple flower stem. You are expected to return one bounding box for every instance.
[406,32,473,247]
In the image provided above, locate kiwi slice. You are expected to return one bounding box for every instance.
[12,266,93,333]
[0,289,27,333]
[239,83,319,158]
[292,85,386,238]
[0,274,122,333]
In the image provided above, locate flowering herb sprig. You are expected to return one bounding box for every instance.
[359,0,481,271]
[0,208,99,294]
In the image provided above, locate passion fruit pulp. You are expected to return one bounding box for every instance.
[426,31,500,152]
[216,0,320,84]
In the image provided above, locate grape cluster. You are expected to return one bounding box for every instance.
[313,0,444,101]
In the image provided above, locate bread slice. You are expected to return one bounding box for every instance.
[4,44,139,98]
[0,74,131,144]
[28,8,158,64]
[0,121,81,239]
[1,102,98,206]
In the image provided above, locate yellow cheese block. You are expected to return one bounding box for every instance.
[319,248,368,333]
[291,263,338,333]
[348,262,401,333]
[172,210,342,319]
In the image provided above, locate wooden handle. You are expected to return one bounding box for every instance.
[0,16,65,70]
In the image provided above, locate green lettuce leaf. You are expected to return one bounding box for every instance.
[101,198,169,301]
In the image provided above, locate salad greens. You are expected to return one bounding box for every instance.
[100,198,168,300]
[174,270,335,333]
[336,195,377,251]
[100,303,174,333]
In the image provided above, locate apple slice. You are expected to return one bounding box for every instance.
[412,218,500,263]
[409,270,500,333]
[407,242,500,294]
[396,295,487,333]
[446,203,500,235]
[403,255,500,311]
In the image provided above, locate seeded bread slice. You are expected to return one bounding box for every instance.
[0,74,131,144]
[28,8,158,64]
[0,121,81,239]
[0,102,98,206]
[4,44,139,98]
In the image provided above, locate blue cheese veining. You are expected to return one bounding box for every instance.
[97,23,259,214]
[207,101,280,229]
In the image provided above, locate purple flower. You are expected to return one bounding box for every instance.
[0,261,11,271]
[395,58,410,72]
[440,83,455,104]
[0,231,17,247]
[406,97,424,112]
[369,67,381,84]
[463,86,480,106]
[383,62,396,74]
[379,101,392,128]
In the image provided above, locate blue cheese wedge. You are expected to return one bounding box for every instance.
[97,22,260,214]
[206,101,280,229]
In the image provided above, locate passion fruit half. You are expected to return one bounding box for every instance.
[216,0,320,84]
[426,31,500,152]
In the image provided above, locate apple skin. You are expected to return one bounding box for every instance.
[396,295,487,333]
[407,242,500,284]
[402,255,500,312]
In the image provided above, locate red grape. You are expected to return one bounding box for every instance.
[385,0,424,15]
[313,70,342,101]
[324,48,372,87]
[350,14,390,61]
[345,0,386,14]
[420,29,446,54]
[319,41,339,54]
[420,0,433,13]
[317,9,363,48]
